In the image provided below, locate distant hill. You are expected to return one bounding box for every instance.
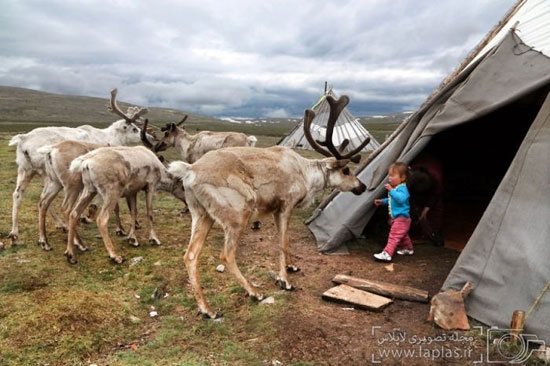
[0,85,404,140]
[0,85,217,126]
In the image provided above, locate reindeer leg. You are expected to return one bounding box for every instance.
[114,203,127,237]
[48,205,67,232]
[129,195,141,230]
[221,211,264,301]
[125,195,139,247]
[62,183,88,252]
[145,188,161,245]
[9,168,36,245]
[185,206,216,318]
[97,193,124,264]
[274,210,297,290]
[66,189,96,264]
[38,178,62,251]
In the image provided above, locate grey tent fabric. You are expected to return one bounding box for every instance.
[308,31,550,252]
[306,30,550,342]
[444,91,550,342]
[278,89,380,153]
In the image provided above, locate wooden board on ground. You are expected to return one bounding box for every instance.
[322,284,392,311]
[332,274,429,303]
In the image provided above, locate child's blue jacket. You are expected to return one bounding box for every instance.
[381,183,410,219]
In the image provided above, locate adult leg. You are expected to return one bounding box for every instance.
[273,209,298,290]
[145,188,161,245]
[38,178,63,250]
[220,210,264,299]
[125,194,139,246]
[184,204,215,318]
[9,167,37,244]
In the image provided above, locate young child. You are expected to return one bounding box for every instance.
[373,162,413,262]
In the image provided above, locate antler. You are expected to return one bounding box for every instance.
[177,115,188,126]
[140,119,165,153]
[161,115,188,132]
[108,88,149,124]
[302,95,370,163]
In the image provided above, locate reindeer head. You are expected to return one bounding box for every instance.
[150,115,188,152]
[303,95,368,196]
[107,89,150,145]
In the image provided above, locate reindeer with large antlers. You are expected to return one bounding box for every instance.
[151,116,258,163]
[167,95,368,318]
[7,89,150,246]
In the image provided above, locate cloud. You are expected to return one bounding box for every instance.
[0,0,517,117]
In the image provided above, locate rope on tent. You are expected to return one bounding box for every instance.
[525,281,550,320]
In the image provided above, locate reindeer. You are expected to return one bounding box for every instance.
[167,95,369,319]
[7,89,150,246]
[65,146,186,264]
[36,141,131,251]
[152,116,258,163]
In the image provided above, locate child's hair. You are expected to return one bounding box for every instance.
[389,162,409,180]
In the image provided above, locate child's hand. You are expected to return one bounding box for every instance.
[384,183,393,191]
[374,199,382,206]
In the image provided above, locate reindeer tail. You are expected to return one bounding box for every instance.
[69,155,87,173]
[247,135,258,147]
[8,134,25,146]
[167,161,196,188]
[37,145,53,155]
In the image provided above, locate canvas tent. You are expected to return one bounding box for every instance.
[307,0,550,341]
[278,88,380,153]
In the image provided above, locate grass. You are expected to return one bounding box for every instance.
[0,119,359,365]
[0,100,402,365]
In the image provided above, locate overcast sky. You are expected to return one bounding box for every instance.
[0,0,516,118]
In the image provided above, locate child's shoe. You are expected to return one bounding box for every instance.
[373,251,392,262]
[396,249,414,256]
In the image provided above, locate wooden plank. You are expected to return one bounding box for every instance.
[322,284,392,311]
[332,274,429,303]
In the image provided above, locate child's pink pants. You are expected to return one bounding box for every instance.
[384,217,413,256]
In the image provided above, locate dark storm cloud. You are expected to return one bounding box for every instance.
[0,0,516,117]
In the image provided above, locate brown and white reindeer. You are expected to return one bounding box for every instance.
[152,116,258,163]
[37,141,133,251]
[65,145,186,264]
[167,95,369,318]
[7,89,150,246]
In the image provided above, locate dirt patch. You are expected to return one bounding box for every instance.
[237,223,484,365]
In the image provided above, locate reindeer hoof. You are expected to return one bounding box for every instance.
[115,229,127,237]
[127,237,139,247]
[179,208,189,215]
[8,233,19,245]
[64,252,78,264]
[76,243,88,252]
[251,221,261,231]
[201,311,223,320]
[135,222,142,230]
[79,216,93,224]
[276,279,295,291]
[38,241,52,251]
[111,256,124,264]
[286,265,300,273]
[250,293,265,302]
[149,238,161,246]
[57,226,68,233]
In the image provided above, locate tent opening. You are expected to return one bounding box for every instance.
[363,85,550,250]
[416,86,550,250]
